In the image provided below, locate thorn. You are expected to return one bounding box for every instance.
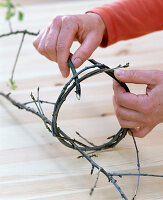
[126,62,130,67]
[30,92,35,100]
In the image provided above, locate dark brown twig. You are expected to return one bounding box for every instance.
[0,30,39,38]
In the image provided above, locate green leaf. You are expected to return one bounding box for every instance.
[0,3,6,7]
[8,78,17,90]
[5,10,15,20]
[18,11,23,21]
[5,10,10,20]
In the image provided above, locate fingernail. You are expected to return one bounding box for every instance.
[61,70,67,78]
[114,69,124,78]
[73,58,82,68]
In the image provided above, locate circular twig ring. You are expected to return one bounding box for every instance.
[51,59,130,152]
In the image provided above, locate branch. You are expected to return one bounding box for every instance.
[0,92,51,133]
[130,129,140,200]
[23,100,55,106]
[1,59,163,200]
[11,32,25,82]
[90,167,102,195]
[111,173,163,178]
[0,30,39,38]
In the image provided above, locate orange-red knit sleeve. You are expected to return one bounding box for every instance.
[87,0,163,47]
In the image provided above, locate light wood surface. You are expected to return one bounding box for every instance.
[0,1,163,199]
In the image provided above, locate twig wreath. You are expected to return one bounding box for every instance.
[0,2,163,199]
[52,57,130,151]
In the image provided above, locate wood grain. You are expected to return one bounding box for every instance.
[0,1,163,199]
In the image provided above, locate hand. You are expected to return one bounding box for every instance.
[113,69,163,138]
[33,13,106,77]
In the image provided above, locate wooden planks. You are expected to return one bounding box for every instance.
[0,0,163,199]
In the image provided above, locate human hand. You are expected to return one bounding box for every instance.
[33,13,106,77]
[113,69,163,138]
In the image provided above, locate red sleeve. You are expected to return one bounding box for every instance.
[87,0,163,47]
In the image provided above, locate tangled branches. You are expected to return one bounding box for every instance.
[52,58,130,151]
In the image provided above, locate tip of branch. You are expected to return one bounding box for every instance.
[76,93,81,100]
[89,188,94,196]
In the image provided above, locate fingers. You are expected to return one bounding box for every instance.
[33,17,62,62]
[33,13,105,77]
[33,15,79,77]
[44,17,62,61]
[71,32,102,68]
[113,80,150,113]
[56,16,79,77]
[129,126,153,138]
[113,96,143,122]
[113,95,145,128]
[112,77,157,138]
[33,28,52,60]
[114,69,159,85]
[113,94,154,136]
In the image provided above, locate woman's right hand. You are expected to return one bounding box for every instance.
[33,13,106,77]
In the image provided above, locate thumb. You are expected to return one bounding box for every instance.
[114,69,158,85]
[71,32,102,68]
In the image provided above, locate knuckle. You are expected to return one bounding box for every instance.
[57,42,66,51]
[52,16,62,24]
[62,15,78,31]
[128,70,137,81]
[62,15,77,24]
[150,70,160,83]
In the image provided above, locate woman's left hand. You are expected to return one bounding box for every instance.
[113,69,163,138]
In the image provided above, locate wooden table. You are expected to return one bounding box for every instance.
[0,1,163,199]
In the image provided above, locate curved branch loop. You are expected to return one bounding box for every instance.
[52,59,130,152]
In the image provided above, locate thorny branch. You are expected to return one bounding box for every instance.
[0,30,39,38]
[0,59,163,199]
